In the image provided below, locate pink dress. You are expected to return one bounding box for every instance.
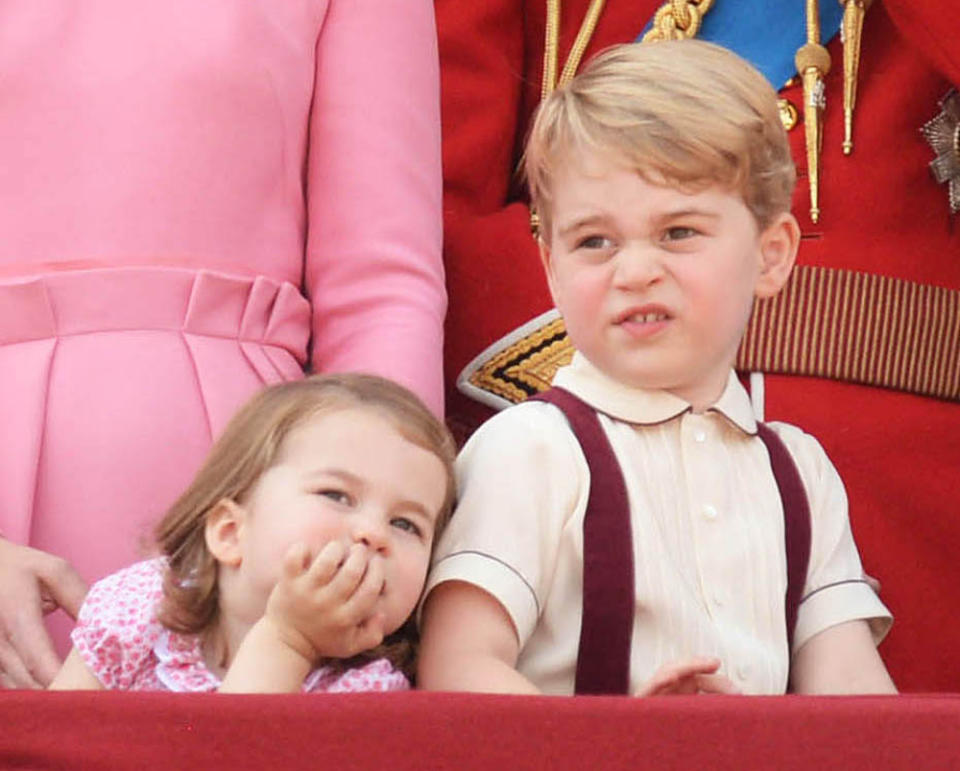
[0,1,444,651]
[72,559,409,692]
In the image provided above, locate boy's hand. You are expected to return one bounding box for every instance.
[263,541,386,664]
[635,657,740,696]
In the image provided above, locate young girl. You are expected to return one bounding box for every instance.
[1,0,445,689]
[49,374,456,693]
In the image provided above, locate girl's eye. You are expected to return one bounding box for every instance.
[390,517,422,537]
[317,489,352,505]
[576,234,612,250]
[664,226,698,241]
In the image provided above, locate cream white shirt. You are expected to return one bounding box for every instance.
[426,353,891,695]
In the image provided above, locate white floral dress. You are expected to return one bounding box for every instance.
[71,559,409,693]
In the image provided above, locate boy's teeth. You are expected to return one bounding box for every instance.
[630,313,666,323]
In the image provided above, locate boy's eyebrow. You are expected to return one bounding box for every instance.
[556,214,608,238]
[557,208,721,237]
[655,208,721,220]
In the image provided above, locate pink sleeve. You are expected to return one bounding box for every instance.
[70,560,165,690]
[310,659,410,693]
[304,0,445,417]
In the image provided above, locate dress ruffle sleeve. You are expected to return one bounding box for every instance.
[304,658,410,693]
[70,559,167,690]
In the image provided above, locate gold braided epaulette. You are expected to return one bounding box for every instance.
[463,266,960,405]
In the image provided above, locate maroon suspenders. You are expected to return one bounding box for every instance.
[530,387,812,695]
[531,387,635,695]
[755,422,813,661]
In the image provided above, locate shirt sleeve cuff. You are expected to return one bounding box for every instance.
[793,579,893,654]
[423,551,540,644]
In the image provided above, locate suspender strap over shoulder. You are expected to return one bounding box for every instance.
[530,387,634,695]
[530,387,812,695]
[755,423,813,656]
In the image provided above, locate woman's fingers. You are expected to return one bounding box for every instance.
[0,634,45,690]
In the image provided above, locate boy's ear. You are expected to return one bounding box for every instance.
[537,237,561,307]
[204,498,247,567]
[754,212,800,298]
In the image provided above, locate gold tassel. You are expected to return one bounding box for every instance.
[796,0,831,223]
[839,0,872,155]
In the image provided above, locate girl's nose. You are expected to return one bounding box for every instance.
[352,515,389,553]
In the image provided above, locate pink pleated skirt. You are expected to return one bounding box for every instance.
[0,266,310,652]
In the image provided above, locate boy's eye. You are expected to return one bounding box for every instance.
[390,517,422,537]
[576,234,613,250]
[316,489,352,505]
[663,226,698,241]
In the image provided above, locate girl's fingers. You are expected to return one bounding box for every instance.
[342,555,384,615]
[325,543,370,598]
[282,542,313,580]
[304,541,347,587]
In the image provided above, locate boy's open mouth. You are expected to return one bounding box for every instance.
[615,305,672,325]
[614,305,672,339]
[624,312,668,323]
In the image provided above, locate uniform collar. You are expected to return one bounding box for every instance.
[551,352,758,435]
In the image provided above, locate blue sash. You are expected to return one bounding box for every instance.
[637,0,843,89]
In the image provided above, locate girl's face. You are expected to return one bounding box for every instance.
[230,406,448,636]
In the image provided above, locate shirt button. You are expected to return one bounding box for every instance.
[694,430,707,443]
[712,591,724,607]
[736,664,750,682]
[702,504,718,520]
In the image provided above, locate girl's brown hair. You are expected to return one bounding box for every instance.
[154,373,457,679]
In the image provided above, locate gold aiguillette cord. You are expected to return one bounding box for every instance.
[796,0,831,223]
[533,0,715,236]
[839,0,872,155]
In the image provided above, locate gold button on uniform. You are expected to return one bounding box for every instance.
[778,97,799,131]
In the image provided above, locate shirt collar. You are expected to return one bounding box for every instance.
[550,352,758,435]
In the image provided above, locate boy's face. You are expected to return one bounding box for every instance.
[540,152,797,409]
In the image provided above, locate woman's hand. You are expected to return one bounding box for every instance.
[263,541,386,664]
[0,538,87,688]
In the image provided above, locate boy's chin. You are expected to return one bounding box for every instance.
[600,363,730,406]
[591,359,675,391]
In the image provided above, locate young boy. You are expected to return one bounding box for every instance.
[418,40,895,696]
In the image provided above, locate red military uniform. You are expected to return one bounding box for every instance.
[437,0,960,692]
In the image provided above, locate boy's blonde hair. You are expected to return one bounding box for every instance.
[154,373,457,679]
[525,40,796,235]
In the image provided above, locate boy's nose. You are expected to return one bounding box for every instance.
[612,245,664,288]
